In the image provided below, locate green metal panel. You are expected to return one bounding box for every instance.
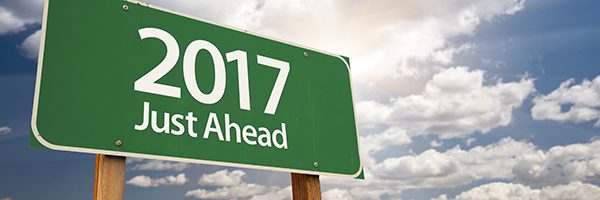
[32,0,362,178]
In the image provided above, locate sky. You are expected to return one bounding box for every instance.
[1,0,600,199]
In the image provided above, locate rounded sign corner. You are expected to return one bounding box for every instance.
[351,158,364,178]
[335,55,352,73]
[30,119,61,151]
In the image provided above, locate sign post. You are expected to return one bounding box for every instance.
[93,154,126,200]
[33,0,363,198]
[292,173,322,200]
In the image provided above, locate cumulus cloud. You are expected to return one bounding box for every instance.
[320,187,387,200]
[356,101,393,127]
[0,126,11,135]
[354,68,534,177]
[135,0,525,101]
[0,0,44,59]
[370,138,538,188]
[197,169,245,187]
[139,0,264,30]
[513,139,600,186]
[324,138,600,198]
[433,182,537,200]
[1,197,12,200]
[185,183,267,199]
[186,169,291,200]
[0,0,43,35]
[430,140,443,148]
[18,29,41,58]
[465,138,477,146]
[249,186,291,200]
[354,63,534,184]
[126,173,187,187]
[323,188,354,200]
[358,67,534,139]
[532,76,600,127]
[374,138,600,188]
[129,159,189,171]
[361,127,411,156]
[434,181,600,200]
[0,6,26,35]
[537,182,600,200]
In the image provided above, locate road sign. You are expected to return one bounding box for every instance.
[32,0,362,178]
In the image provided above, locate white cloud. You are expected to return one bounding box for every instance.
[539,181,600,200]
[136,0,525,102]
[439,182,538,200]
[0,126,11,135]
[0,7,26,35]
[323,188,354,200]
[370,138,538,188]
[346,0,525,100]
[1,197,13,200]
[187,169,291,200]
[532,76,600,127]
[0,0,44,35]
[465,138,477,146]
[186,183,266,199]
[197,169,245,187]
[513,140,600,186]
[319,187,386,200]
[18,29,41,58]
[375,138,600,188]
[435,181,600,200]
[126,173,187,188]
[249,186,291,200]
[432,195,449,200]
[324,138,600,198]
[356,101,393,127]
[355,68,534,177]
[130,160,189,171]
[430,140,443,148]
[431,43,474,65]
[0,0,44,59]
[139,0,264,30]
[361,127,411,156]
[359,67,534,139]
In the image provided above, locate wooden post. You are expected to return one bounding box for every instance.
[93,154,126,200]
[291,173,322,200]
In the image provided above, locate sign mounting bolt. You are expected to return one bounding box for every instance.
[115,139,122,147]
[313,162,319,168]
[122,5,129,11]
[303,52,309,57]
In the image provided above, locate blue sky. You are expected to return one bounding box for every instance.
[1,0,600,200]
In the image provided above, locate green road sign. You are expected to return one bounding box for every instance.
[32,0,362,178]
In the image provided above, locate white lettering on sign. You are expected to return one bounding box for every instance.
[134,28,181,98]
[226,50,251,111]
[183,40,227,105]
[134,27,290,115]
[133,102,288,149]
